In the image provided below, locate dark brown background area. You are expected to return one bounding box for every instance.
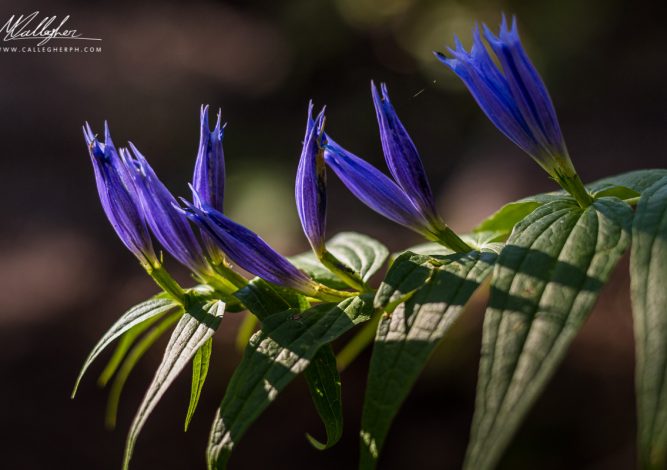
[0,0,665,468]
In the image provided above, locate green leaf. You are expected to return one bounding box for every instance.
[124,300,225,470]
[185,337,213,431]
[374,252,441,313]
[206,295,374,469]
[303,344,343,450]
[98,313,167,387]
[360,250,497,469]
[631,176,667,469]
[105,311,183,429]
[473,193,563,238]
[290,232,389,289]
[464,197,632,470]
[401,232,504,259]
[234,278,309,321]
[588,169,667,196]
[72,296,178,398]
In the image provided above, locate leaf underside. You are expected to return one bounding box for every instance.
[72,296,178,397]
[464,197,632,470]
[206,295,373,470]
[360,249,497,469]
[123,300,225,470]
[290,232,389,289]
[631,176,667,469]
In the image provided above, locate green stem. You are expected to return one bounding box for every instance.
[335,309,383,371]
[429,225,472,253]
[211,261,248,289]
[555,172,593,208]
[145,264,186,303]
[311,283,358,303]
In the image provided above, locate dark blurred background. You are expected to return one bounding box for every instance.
[1,0,665,468]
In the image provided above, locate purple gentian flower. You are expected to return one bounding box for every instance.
[123,143,210,275]
[371,81,438,223]
[192,105,226,263]
[295,102,327,256]
[324,138,433,234]
[323,84,471,252]
[192,105,226,212]
[84,123,157,267]
[435,16,576,180]
[179,193,321,295]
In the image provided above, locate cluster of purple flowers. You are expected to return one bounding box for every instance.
[86,17,590,298]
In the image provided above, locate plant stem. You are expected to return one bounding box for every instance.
[336,309,382,371]
[146,264,186,303]
[430,225,473,253]
[555,172,593,208]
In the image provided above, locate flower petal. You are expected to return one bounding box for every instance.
[295,101,327,255]
[323,138,429,232]
[126,143,208,274]
[371,81,437,220]
[180,196,314,292]
[84,123,156,266]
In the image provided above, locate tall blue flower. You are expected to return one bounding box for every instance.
[84,123,157,267]
[295,102,327,256]
[179,193,346,300]
[371,81,438,223]
[192,105,226,263]
[192,105,226,212]
[123,143,210,275]
[435,16,591,205]
[324,138,432,234]
[324,84,471,252]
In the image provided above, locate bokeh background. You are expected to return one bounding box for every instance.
[1,0,665,468]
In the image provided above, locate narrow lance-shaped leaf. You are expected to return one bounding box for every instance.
[72,296,178,397]
[105,311,183,429]
[304,344,343,450]
[124,300,225,470]
[98,311,168,387]
[206,295,374,469]
[464,198,632,470]
[185,337,214,431]
[360,249,498,468]
[234,277,342,449]
[631,176,667,469]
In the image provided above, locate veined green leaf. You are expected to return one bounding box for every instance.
[72,296,178,398]
[464,198,632,470]
[588,169,667,196]
[235,277,341,448]
[234,278,308,321]
[631,176,667,469]
[360,250,497,469]
[124,300,225,470]
[304,344,343,450]
[185,337,213,431]
[290,232,389,289]
[472,170,666,243]
[98,313,167,387]
[105,310,183,429]
[473,193,563,238]
[206,295,374,469]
